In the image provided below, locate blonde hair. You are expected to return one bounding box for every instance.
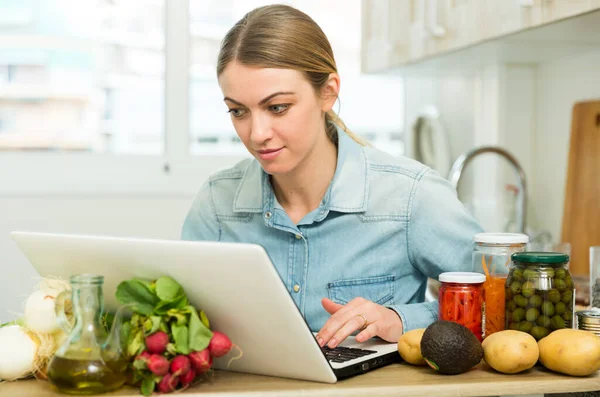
[217,4,368,146]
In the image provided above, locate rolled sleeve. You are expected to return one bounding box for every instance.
[389,301,438,333]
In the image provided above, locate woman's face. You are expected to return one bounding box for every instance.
[218,61,337,176]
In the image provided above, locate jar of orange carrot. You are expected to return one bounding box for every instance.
[472,233,529,339]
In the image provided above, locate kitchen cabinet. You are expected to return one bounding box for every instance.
[361,0,600,72]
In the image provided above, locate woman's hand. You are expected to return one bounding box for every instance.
[316,297,403,348]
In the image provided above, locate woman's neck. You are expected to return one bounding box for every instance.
[271,135,337,223]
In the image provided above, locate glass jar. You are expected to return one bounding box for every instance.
[590,246,600,309]
[472,233,529,338]
[505,252,574,341]
[438,272,485,341]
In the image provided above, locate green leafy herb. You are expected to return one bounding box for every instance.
[133,358,147,371]
[153,295,189,315]
[156,276,185,302]
[200,310,210,329]
[127,329,145,358]
[143,316,162,336]
[116,280,159,315]
[188,306,213,352]
[172,323,190,355]
[141,378,156,396]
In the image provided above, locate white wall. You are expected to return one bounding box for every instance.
[0,196,194,323]
[403,48,600,241]
[533,49,600,239]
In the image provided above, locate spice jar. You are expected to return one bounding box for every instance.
[439,272,485,341]
[505,252,574,341]
[472,233,529,338]
[576,310,600,336]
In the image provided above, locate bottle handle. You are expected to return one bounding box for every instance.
[55,290,74,334]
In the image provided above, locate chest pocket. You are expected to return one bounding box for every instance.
[327,274,395,306]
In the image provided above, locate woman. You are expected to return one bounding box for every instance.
[182,4,482,349]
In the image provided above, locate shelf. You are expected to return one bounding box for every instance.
[383,9,600,76]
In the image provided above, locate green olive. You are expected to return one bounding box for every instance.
[526,308,540,322]
[506,300,517,311]
[529,295,543,308]
[512,307,526,322]
[561,290,573,304]
[543,268,555,278]
[563,311,573,322]
[551,315,565,329]
[510,281,523,295]
[531,326,549,340]
[512,268,524,281]
[505,288,514,301]
[555,302,566,315]
[555,268,566,279]
[541,301,555,316]
[509,322,520,330]
[537,315,551,328]
[523,269,538,280]
[547,289,561,304]
[514,294,528,308]
[519,321,534,332]
[554,279,567,291]
[565,275,573,288]
[521,281,536,298]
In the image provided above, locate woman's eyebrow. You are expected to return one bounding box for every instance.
[223,91,295,107]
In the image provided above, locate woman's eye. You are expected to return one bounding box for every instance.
[269,104,289,114]
[227,108,246,118]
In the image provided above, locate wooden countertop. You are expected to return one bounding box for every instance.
[2,362,599,397]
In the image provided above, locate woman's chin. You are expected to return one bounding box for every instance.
[258,160,294,176]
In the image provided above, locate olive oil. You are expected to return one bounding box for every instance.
[47,355,128,395]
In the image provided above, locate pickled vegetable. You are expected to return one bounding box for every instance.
[505,255,574,340]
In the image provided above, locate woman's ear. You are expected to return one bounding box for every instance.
[320,73,340,112]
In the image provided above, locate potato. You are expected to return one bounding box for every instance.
[398,328,426,365]
[538,329,600,376]
[482,330,539,374]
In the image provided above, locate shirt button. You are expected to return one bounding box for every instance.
[264,211,272,219]
[295,233,302,240]
[293,284,300,293]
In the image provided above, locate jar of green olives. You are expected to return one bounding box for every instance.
[505,252,574,340]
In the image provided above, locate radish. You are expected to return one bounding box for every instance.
[145,331,169,354]
[189,349,212,373]
[147,354,169,376]
[170,355,191,376]
[179,367,196,386]
[208,331,233,357]
[136,351,151,361]
[157,373,179,393]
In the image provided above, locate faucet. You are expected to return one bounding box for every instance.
[447,146,528,234]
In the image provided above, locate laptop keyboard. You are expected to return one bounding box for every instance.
[321,345,378,363]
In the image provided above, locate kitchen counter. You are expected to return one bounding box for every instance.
[2,362,599,397]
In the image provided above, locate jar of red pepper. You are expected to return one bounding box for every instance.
[438,272,486,341]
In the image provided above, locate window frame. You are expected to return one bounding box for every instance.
[0,0,247,196]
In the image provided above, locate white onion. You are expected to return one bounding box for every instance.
[24,291,61,334]
[0,325,39,381]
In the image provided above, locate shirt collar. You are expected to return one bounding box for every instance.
[233,126,369,214]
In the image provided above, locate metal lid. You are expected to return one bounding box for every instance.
[473,233,529,244]
[439,272,486,284]
[511,252,570,264]
[576,310,600,325]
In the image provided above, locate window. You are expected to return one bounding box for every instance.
[0,1,404,195]
[188,0,404,156]
[0,0,165,154]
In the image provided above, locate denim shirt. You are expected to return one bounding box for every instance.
[181,128,483,333]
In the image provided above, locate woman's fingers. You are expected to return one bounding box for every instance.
[327,313,369,348]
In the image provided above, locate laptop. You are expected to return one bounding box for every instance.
[10,231,401,383]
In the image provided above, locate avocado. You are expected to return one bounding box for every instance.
[420,320,483,375]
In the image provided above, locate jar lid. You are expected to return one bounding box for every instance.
[511,252,570,264]
[576,310,600,325]
[439,272,486,284]
[473,233,529,244]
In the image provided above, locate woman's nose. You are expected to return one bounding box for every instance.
[250,115,273,144]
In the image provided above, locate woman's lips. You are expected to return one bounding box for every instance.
[257,147,283,161]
